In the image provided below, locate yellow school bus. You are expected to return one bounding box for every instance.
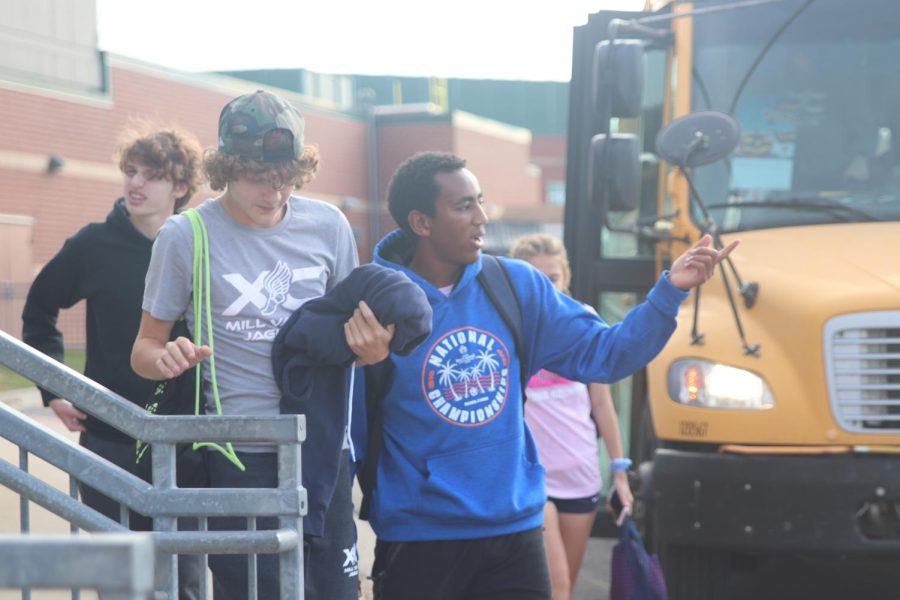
[565,1,900,597]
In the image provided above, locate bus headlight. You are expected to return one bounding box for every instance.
[667,359,774,410]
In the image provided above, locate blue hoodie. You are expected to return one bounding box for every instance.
[369,229,688,542]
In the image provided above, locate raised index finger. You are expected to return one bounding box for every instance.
[716,239,740,261]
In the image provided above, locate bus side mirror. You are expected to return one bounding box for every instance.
[655,111,742,168]
[593,39,644,121]
[590,133,640,214]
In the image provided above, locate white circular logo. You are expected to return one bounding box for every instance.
[422,327,511,427]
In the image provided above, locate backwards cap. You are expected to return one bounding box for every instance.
[218,90,305,162]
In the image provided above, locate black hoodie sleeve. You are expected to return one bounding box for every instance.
[21,234,87,405]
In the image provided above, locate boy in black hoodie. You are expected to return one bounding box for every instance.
[21,126,203,588]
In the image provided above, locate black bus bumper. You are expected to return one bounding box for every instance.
[651,448,900,555]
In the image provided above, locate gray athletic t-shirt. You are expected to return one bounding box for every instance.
[143,196,358,448]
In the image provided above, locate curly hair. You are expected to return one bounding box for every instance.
[509,233,571,294]
[387,152,467,236]
[203,146,320,192]
[117,128,203,211]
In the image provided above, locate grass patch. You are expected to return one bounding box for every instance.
[0,349,86,392]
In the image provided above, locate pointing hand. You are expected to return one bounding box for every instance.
[668,234,739,290]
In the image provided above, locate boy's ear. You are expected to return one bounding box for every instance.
[408,210,432,237]
[173,182,189,201]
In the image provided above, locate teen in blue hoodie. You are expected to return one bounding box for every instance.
[364,152,738,600]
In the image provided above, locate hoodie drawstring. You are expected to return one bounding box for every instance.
[347,363,357,463]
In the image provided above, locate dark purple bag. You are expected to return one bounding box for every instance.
[610,517,668,600]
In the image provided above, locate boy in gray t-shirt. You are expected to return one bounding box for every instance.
[132,90,394,600]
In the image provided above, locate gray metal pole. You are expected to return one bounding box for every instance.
[359,87,381,258]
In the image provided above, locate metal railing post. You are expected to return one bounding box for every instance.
[0,330,308,599]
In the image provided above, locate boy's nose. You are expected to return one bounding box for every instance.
[474,203,489,224]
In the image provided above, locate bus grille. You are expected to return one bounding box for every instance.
[824,312,900,433]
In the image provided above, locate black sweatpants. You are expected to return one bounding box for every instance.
[371,526,551,600]
[80,431,203,600]
[208,449,358,600]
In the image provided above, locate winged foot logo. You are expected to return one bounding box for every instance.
[222,262,325,341]
[423,327,510,426]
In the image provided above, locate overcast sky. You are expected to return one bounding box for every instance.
[96,0,645,81]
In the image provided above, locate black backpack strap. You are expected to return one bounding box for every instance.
[358,359,394,521]
[477,255,529,403]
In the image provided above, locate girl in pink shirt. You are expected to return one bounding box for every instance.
[511,234,634,600]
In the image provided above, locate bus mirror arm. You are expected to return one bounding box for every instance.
[681,164,759,308]
[635,210,691,243]
[687,258,761,358]
[655,111,761,309]
[681,164,762,358]
[638,227,691,244]
[636,209,681,227]
[718,260,762,357]
[690,285,704,346]
[600,213,691,245]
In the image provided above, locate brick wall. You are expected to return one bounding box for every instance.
[454,125,541,210]
[0,60,376,345]
[532,134,567,190]
[0,57,567,346]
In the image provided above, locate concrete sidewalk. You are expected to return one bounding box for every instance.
[0,384,42,411]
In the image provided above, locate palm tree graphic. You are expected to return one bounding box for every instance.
[470,363,485,392]
[437,361,461,401]
[458,367,472,397]
[476,349,500,389]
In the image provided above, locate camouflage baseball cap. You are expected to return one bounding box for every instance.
[218,90,305,162]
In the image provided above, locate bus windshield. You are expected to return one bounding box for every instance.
[688,0,900,232]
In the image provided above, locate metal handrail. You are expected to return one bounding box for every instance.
[0,403,304,517]
[0,533,155,600]
[0,329,308,599]
[0,330,304,444]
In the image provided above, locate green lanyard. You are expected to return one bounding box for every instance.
[184,208,245,471]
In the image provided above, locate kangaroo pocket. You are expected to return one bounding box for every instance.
[417,435,546,525]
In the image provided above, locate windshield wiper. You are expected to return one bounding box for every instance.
[706,198,883,222]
